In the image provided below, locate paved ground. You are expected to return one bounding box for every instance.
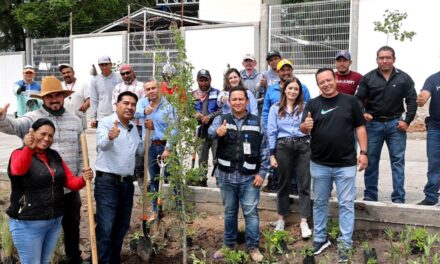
[0,127,431,205]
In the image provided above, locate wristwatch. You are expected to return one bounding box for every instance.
[360,150,368,156]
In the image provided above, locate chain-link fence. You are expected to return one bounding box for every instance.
[269,0,351,73]
[31,37,70,82]
[128,30,178,82]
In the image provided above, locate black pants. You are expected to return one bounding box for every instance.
[63,191,82,263]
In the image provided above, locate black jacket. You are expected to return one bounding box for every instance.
[7,147,66,220]
[356,67,417,124]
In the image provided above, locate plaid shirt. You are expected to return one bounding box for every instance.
[209,113,269,184]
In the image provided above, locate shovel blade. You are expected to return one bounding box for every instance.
[137,237,152,262]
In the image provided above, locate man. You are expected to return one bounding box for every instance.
[300,68,367,262]
[334,50,363,95]
[95,91,143,263]
[13,65,42,117]
[240,54,262,98]
[356,46,417,203]
[209,86,269,263]
[194,69,221,186]
[261,59,311,193]
[261,50,282,89]
[89,55,121,128]
[416,71,440,206]
[0,76,85,264]
[59,63,90,129]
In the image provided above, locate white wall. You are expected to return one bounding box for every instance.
[199,0,261,23]
[185,24,258,90]
[0,52,25,114]
[71,33,126,83]
[357,0,440,89]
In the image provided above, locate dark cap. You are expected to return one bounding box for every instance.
[335,50,351,60]
[197,69,211,79]
[266,50,282,61]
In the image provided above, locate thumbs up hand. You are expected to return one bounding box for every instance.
[0,103,10,117]
[260,75,267,88]
[216,120,228,137]
[108,120,120,140]
[24,128,37,150]
[301,112,314,134]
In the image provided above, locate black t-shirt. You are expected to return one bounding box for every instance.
[302,93,365,167]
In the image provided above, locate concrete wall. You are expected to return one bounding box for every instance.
[199,0,262,23]
[0,52,25,114]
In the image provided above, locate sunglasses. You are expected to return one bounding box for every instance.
[120,71,131,76]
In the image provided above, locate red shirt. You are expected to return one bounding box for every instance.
[10,146,86,191]
[336,71,363,95]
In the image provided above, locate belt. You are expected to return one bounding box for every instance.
[151,140,167,145]
[97,171,133,182]
[372,115,401,122]
[277,136,310,143]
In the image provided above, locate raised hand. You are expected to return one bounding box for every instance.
[24,128,37,150]
[216,120,228,137]
[303,112,314,131]
[260,75,267,88]
[0,103,10,116]
[144,105,153,115]
[108,120,120,140]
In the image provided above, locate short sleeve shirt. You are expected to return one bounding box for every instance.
[422,71,440,128]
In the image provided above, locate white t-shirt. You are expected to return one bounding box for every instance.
[62,79,90,127]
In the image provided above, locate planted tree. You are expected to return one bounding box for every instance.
[373,9,416,45]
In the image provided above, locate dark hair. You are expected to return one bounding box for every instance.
[32,118,56,132]
[278,78,304,118]
[315,68,335,83]
[376,46,395,58]
[229,85,248,100]
[223,68,244,91]
[117,91,138,103]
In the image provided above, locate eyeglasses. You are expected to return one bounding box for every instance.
[120,71,131,76]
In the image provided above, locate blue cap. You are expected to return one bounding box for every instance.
[335,50,351,60]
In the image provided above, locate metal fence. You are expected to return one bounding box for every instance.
[128,30,178,82]
[269,0,351,72]
[30,37,70,82]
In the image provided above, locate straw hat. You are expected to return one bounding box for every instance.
[30,76,74,99]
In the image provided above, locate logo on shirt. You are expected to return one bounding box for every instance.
[320,106,339,115]
[436,86,440,91]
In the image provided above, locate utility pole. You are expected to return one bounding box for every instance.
[180,1,184,27]
[70,12,73,35]
[127,4,131,32]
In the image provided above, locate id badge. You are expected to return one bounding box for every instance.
[243,142,251,154]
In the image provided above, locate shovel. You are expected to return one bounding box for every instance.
[137,129,152,262]
[80,133,98,264]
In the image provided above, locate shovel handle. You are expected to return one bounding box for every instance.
[80,133,98,264]
[142,129,150,221]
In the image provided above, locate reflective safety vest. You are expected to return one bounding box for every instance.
[216,113,262,175]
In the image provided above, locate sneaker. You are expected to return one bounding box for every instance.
[338,248,348,263]
[313,240,331,255]
[417,199,436,206]
[274,220,285,231]
[213,247,229,259]
[300,222,312,239]
[262,185,277,193]
[249,248,264,262]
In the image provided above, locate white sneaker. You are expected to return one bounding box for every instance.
[274,220,285,231]
[300,222,312,239]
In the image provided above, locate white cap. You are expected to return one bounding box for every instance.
[98,55,111,64]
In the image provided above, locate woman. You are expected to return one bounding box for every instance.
[218,68,258,116]
[267,77,312,238]
[6,118,93,263]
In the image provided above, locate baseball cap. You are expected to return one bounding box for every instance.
[335,50,351,60]
[243,54,256,61]
[197,69,211,79]
[23,65,35,73]
[98,55,111,64]
[266,50,282,61]
[276,59,293,71]
[58,63,72,72]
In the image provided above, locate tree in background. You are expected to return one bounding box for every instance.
[0,0,25,51]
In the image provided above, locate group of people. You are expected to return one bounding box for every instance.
[1,44,438,263]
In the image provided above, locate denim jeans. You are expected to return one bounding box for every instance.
[310,161,356,250]
[198,137,217,180]
[275,138,311,218]
[9,216,63,264]
[364,119,407,202]
[218,176,260,249]
[148,144,168,211]
[95,171,134,264]
[62,191,82,263]
[423,125,440,203]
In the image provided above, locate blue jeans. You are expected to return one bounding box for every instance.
[94,171,134,264]
[363,119,407,202]
[423,125,440,203]
[310,161,356,250]
[218,176,260,249]
[148,144,168,211]
[9,216,63,264]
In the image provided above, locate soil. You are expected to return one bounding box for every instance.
[0,187,439,264]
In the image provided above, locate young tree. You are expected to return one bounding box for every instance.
[374,9,416,45]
